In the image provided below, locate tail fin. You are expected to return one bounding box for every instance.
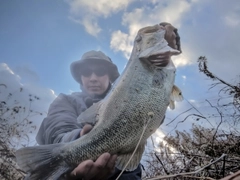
[16,143,70,180]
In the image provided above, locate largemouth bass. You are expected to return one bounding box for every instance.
[16,23,183,179]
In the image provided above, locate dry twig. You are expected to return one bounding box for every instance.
[143,154,227,180]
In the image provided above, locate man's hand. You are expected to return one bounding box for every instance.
[69,153,117,180]
[80,124,93,136]
[148,23,181,68]
[68,124,117,180]
[148,51,172,67]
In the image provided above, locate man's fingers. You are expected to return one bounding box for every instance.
[149,60,169,67]
[158,51,172,56]
[69,153,117,180]
[82,153,111,180]
[91,153,111,173]
[154,63,168,67]
[147,50,172,67]
[80,124,93,136]
[70,160,94,179]
[149,59,168,63]
[93,153,117,180]
[148,51,171,61]
[106,154,117,173]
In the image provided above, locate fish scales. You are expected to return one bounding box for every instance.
[72,62,168,161]
[16,23,183,180]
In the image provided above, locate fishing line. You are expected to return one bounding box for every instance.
[116,112,153,180]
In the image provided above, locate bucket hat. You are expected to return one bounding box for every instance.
[70,50,120,84]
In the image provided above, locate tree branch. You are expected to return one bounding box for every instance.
[143,154,227,180]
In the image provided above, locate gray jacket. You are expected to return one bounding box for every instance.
[36,91,92,145]
[36,87,142,180]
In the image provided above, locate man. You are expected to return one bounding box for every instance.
[36,23,181,180]
[36,50,143,179]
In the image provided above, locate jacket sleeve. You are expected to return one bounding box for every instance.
[36,93,84,145]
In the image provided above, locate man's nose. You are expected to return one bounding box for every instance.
[89,73,98,80]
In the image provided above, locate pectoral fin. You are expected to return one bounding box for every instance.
[116,142,145,171]
[169,85,183,110]
[77,101,103,126]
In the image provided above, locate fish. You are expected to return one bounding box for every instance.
[16,23,183,180]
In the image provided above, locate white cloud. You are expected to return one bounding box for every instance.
[68,0,133,17]
[173,54,191,67]
[214,0,240,27]
[82,16,102,37]
[0,63,15,75]
[66,0,135,36]
[110,30,133,58]
[178,0,240,82]
[69,15,102,37]
[13,65,40,83]
[0,63,56,147]
[224,13,240,27]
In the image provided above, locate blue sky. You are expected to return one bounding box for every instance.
[1,0,240,145]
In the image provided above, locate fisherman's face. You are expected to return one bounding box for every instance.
[81,63,110,96]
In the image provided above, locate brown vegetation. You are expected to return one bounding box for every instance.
[0,86,43,180]
[142,57,240,179]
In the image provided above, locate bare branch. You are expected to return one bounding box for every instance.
[144,154,227,180]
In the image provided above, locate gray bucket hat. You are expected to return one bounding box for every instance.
[70,50,120,84]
